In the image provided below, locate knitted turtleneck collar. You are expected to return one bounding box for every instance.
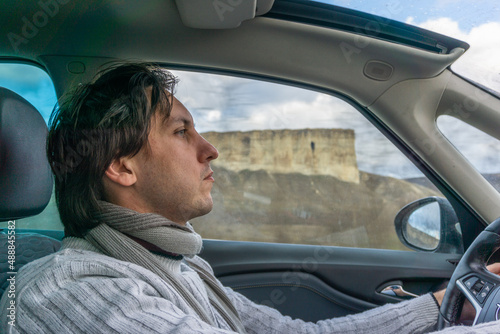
[91,200,203,258]
[80,201,246,334]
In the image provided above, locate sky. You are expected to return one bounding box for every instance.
[0,64,56,121]
[321,0,500,91]
[1,0,499,179]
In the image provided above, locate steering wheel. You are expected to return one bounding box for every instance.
[438,217,500,329]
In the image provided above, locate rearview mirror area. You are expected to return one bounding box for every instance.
[395,197,464,254]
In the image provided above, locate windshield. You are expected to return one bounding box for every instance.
[314,0,500,93]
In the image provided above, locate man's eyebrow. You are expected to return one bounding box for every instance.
[168,116,194,127]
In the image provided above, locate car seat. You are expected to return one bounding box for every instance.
[0,87,61,296]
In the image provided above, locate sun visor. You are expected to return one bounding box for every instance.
[176,0,274,29]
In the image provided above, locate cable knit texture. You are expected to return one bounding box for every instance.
[92,201,203,257]
[84,201,245,333]
[2,203,498,333]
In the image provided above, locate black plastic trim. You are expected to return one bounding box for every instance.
[265,0,469,54]
[219,271,376,322]
[201,239,458,306]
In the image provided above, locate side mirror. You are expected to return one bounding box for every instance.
[395,196,464,254]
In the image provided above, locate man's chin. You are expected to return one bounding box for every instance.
[191,198,213,219]
[168,197,214,224]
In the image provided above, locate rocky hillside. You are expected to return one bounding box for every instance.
[192,167,439,250]
[192,129,440,250]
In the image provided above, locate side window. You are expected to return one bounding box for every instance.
[174,70,448,251]
[0,63,62,231]
[437,115,500,192]
[0,63,56,121]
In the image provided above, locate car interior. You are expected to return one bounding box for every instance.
[2,0,500,329]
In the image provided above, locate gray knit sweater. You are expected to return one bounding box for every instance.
[1,238,500,333]
[0,235,434,334]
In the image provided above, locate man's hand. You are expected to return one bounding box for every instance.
[433,289,445,307]
[487,262,500,276]
[433,263,500,322]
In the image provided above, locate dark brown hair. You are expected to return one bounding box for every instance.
[47,63,177,237]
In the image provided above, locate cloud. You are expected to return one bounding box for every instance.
[438,115,500,174]
[172,69,421,177]
[407,17,500,92]
[173,71,353,132]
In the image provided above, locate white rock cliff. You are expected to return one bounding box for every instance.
[202,128,359,184]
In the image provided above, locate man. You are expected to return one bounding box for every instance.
[0,63,498,333]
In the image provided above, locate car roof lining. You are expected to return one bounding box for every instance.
[34,15,464,103]
[1,0,465,102]
[175,0,275,29]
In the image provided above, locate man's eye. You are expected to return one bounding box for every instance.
[176,129,186,136]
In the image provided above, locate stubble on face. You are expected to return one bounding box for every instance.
[131,99,217,225]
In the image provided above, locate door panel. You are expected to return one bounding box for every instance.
[1,231,458,322]
[220,271,376,322]
[200,239,460,321]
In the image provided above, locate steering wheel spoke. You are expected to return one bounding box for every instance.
[438,217,500,329]
[456,272,500,325]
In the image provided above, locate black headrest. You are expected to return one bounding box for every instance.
[0,87,53,220]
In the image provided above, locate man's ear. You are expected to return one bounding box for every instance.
[104,157,137,187]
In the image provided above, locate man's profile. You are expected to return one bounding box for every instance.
[1,62,498,333]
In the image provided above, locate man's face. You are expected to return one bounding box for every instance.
[131,98,219,224]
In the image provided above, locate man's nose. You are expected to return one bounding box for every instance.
[198,135,219,162]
